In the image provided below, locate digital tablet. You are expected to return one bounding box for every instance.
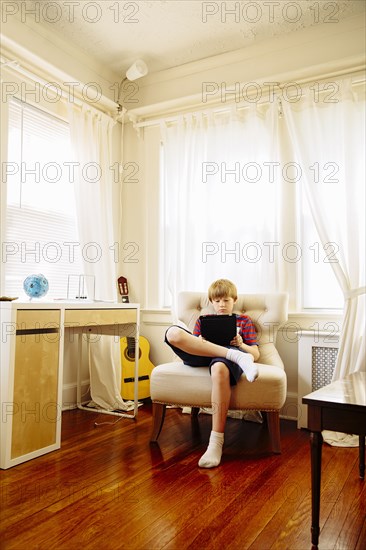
[199,314,237,346]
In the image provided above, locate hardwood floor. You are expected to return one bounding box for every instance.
[1,404,365,550]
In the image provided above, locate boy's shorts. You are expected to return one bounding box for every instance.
[164,325,244,386]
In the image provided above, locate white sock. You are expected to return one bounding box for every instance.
[198,431,224,468]
[225,349,258,382]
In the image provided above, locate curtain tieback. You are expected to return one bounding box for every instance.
[344,286,366,300]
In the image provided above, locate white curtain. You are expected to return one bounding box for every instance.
[67,104,117,301]
[282,79,365,379]
[67,104,132,411]
[161,104,286,316]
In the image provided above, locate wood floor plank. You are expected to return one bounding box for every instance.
[182,448,311,549]
[355,511,366,550]
[270,446,360,550]
[164,426,316,549]
[319,460,366,550]
[0,407,363,550]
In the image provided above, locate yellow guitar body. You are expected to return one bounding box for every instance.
[120,336,155,400]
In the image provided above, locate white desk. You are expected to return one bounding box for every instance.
[0,301,140,469]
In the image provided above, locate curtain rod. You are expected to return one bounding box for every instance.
[130,66,365,130]
[0,51,117,119]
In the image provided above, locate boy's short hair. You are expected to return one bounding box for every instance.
[208,279,238,302]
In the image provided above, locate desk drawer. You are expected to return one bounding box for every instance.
[17,310,60,330]
[64,308,137,327]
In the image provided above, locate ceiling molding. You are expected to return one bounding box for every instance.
[125,14,366,120]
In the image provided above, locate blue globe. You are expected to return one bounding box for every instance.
[23,274,49,299]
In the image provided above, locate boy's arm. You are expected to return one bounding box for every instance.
[193,317,201,336]
[233,315,260,361]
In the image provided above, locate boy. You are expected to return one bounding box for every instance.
[165,279,260,468]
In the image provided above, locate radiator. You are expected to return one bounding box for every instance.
[297,330,340,429]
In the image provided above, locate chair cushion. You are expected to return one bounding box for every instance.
[151,362,287,411]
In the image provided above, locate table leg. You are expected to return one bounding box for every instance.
[359,435,365,479]
[310,430,323,548]
[76,333,83,408]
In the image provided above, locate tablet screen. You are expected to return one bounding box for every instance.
[199,314,237,346]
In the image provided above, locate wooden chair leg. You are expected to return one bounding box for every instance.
[191,407,200,417]
[267,411,281,454]
[150,403,166,442]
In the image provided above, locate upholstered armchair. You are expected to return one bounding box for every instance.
[150,292,288,453]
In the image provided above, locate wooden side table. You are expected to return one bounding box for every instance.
[302,371,366,548]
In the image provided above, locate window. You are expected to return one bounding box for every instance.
[3,99,83,299]
[160,109,283,308]
[159,79,364,311]
[300,190,343,310]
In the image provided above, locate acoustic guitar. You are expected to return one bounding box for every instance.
[120,336,154,400]
[118,276,154,400]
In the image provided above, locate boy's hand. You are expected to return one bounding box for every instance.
[230,334,242,347]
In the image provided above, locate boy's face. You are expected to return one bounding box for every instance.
[211,295,236,315]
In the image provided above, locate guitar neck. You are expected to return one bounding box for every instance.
[126,336,136,358]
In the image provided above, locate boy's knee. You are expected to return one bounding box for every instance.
[166,326,184,346]
[211,361,229,381]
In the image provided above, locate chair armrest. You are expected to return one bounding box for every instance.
[257,343,284,369]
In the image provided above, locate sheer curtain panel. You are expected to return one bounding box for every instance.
[282,79,365,380]
[160,104,285,316]
[67,104,132,411]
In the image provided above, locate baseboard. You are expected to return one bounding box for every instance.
[62,380,91,411]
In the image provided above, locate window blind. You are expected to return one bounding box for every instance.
[4,99,83,298]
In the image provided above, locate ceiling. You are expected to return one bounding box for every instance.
[23,0,365,78]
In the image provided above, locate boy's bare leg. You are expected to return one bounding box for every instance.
[166,326,258,382]
[166,326,231,357]
[199,362,230,468]
[211,362,231,433]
